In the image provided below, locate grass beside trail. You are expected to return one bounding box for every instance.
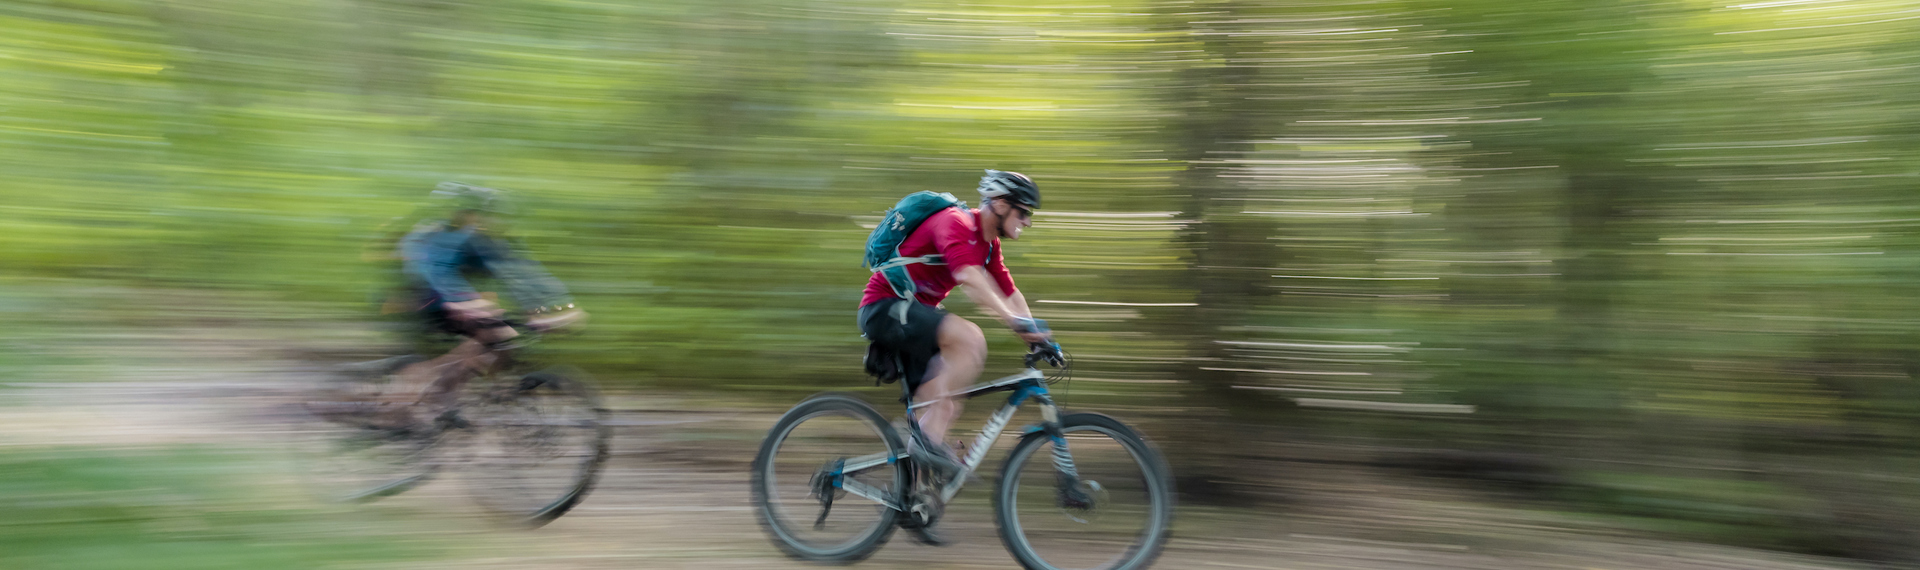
[0,446,451,570]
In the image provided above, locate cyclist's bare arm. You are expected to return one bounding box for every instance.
[954,265,1050,344]
[1006,290,1035,319]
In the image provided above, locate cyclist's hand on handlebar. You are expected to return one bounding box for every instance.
[1029,341,1065,367]
[528,306,588,332]
[1010,316,1052,345]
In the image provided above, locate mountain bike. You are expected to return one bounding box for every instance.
[751,347,1176,570]
[293,319,609,527]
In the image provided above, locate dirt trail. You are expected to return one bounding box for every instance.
[0,326,1880,570]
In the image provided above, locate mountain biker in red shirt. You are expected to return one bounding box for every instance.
[857,170,1053,471]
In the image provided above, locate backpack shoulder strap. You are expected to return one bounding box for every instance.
[875,205,964,270]
[872,254,945,271]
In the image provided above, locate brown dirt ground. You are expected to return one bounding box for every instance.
[0,325,1882,570]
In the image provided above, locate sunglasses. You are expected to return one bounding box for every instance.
[1005,203,1033,220]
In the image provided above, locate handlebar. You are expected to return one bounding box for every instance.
[481,306,585,351]
[1024,341,1065,369]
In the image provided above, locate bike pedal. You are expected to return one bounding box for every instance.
[899,490,949,546]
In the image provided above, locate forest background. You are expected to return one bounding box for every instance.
[6,0,1920,562]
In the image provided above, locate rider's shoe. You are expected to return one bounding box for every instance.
[906,429,965,483]
[899,427,960,546]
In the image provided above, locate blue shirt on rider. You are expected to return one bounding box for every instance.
[398,220,573,310]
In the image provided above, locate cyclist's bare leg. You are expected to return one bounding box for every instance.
[389,340,484,405]
[419,325,516,406]
[915,314,985,444]
[386,326,517,412]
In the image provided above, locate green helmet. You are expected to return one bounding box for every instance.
[432,181,516,215]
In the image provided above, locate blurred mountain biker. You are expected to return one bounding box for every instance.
[857,170,1054,539]
[376,182,586,425]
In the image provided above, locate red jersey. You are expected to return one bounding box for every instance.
[861,207,1017,308]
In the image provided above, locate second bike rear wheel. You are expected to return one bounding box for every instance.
[293,356,441,504]
[462,368,611,527]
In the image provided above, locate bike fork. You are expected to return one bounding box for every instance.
[1037,399,1091,509]
[1041,401,1081,480]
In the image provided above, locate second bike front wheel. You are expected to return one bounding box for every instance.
[994,412,1176,570]
[462,368,611,527]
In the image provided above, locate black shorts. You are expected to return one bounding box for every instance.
[858,297,948,393]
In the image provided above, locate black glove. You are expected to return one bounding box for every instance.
[1030,341,1065,367]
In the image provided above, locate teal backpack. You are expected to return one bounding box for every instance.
[864,191,967,300]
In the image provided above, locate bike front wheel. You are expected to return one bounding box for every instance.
[751,393,907,563]
[462,368,611,527]
[994,412,1176,570]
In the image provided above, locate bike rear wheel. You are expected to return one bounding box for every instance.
[462,368,611,527]
[994,412,1176,570]
[751,393,907,563]
[293,356,441,503]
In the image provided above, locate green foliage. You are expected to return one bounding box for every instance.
[9,0,1920,557]
[1560,471,1838,551]
[0,447,444,570]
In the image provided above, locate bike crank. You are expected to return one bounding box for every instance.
[901,490,943,530]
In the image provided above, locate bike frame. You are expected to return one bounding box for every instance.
[829,367,1078,510]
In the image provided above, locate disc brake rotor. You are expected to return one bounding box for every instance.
[1059,479,1109,524]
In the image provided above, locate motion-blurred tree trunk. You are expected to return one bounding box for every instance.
[1433,0,1663,463]
[1149,0,1289,503]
